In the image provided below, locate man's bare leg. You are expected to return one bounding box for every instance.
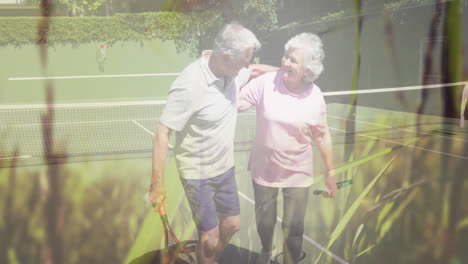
[215,215,241,260]
[197,225,219,264]
[196,215,240,264]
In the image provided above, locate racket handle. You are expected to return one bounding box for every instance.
[313,180,352,196]
[158,205,166,216]
[339,180,351,188]
[324,180,352,197]
[323,188,333,198]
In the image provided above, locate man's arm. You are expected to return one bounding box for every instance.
[248,64,280,80]
[312,115,337,198]
[149,123,172,211]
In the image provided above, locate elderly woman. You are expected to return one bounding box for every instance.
[239,33,337,264]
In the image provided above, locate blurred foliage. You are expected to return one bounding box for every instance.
[312,134,468,263]
[1,88,467,263]
[314,153,399,264]
[1,0,467,263]
[64,167,147,264]
[0,159,148,264]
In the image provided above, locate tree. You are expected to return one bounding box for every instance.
[23,0,105,16]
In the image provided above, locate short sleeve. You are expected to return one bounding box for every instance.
[310,89,328,134]
[159,82,196,132]
[239,75,263,107]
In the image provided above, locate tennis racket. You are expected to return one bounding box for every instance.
[274,250,306,264]
[313,180,353,197]
[158,205,197,264]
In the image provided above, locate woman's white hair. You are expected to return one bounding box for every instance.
[213,23,261,62]
[285,32,324,83]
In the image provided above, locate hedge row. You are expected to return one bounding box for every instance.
[0,12,213,49]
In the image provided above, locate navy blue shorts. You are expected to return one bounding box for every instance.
[181,167,240,231]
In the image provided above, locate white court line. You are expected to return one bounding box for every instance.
[329,126,468,160]
[132,120,154,136]
[0,155,32,160]
[237,191,349,264]
[322,81,468,130]
[132,120,174,150]
[328,115,468,144]
[8,73,180,81]
[0,100,167,110]
[322,81,468,96]
[6,118,158,128]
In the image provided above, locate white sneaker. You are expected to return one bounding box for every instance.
[256,248,276,264]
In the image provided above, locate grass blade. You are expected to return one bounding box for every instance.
[352,224,364,249]
[377,189,419,243]
[376,201,394,229]
[457,216,468,231]
[314,153,398,264]
[313,137,420,185]
[354,244,375,259]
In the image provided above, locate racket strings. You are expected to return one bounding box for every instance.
[160,214,196,264]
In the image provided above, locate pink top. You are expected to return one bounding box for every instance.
[239,71,327,187]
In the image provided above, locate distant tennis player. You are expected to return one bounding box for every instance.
[239,33,337,264]
[149,23,277,264]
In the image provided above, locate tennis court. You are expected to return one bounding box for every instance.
[122,83,468,264]
[0,40,195,105]
[2,71,467,263]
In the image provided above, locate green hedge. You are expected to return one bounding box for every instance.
[0,12,217,52]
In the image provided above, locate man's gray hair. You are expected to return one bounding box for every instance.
[285,33,325,83]
[213,23,261,62]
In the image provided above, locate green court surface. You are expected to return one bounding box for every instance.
[1,38,194,163]
[123,114,468,263]
[108,105,467,264]
[0,39,195,105]
[2,98,467,263]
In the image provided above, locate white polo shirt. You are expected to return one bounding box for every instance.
[160,50,250,179]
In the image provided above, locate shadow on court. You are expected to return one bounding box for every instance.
[219,244,260,264]
[128,243,259,264]
[127,240,196,264]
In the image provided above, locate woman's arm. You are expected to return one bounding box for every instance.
[312,114,337,197]
[248,64,280,81]
[238,65,278,112]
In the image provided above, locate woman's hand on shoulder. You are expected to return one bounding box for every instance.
[248,64,280,80]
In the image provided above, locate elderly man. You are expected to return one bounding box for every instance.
[149,23,278,264]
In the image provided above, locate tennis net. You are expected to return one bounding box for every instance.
[0,82,466,165]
